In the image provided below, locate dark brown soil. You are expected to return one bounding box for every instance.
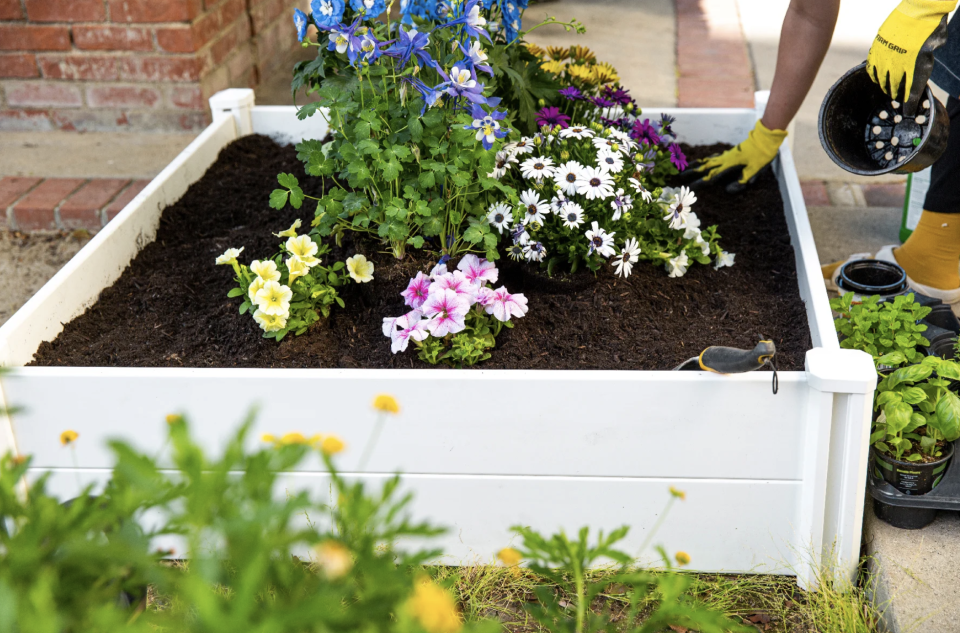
[31,135,812,370]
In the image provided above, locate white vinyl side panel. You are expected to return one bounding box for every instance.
[32,468,802,575]
[6,367,806,481]
[639,108,756,146]
[0,116,239,367]
[251,106,330,146]
[776,145,837,350]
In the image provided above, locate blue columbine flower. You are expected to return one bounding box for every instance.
[349,0,386,18]
[499,0,522,42]
[327,18,367,65]
[455,39,492,75]
[439,0,490,41]
[311,0,346,29]
[437,65,497,106]
[358,30,383,62]
[463,104,508,149]
[293,8,309,41]
[401,76,442,114]
[400,0,442,23]
[385,25,439,70]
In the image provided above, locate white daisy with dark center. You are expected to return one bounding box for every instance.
[553,160,583,195]
[560,202,585,228]
[560,125,595,139]
[520,155,556,181]
[486,202,513,234]
[519,189,549,225]
[575,166,615,200]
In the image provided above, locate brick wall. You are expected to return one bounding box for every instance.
[0,0,303,132]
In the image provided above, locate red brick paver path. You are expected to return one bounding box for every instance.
[0,176,150,232]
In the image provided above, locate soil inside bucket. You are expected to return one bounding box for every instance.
[29,136,812,370]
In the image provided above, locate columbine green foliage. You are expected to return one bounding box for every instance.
[831,292,931,365]
[510,523,748,633]
[872,355,960,460]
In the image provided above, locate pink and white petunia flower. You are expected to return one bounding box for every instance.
[401,272,432,309]
[484,287,529,322]
[382,310,430,353]
[432,271,479,304]
[422,289,470,337]
[457,254,499,286]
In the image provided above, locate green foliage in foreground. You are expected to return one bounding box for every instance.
[0,414,749,633]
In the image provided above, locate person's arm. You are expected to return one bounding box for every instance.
[762,0,841,131]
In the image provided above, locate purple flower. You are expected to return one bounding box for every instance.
[401,272,432,309]
[591,96,615,109]
[464,103,509,150]
[439,0,490,41]
[437,65,496,106]
[535,106,570,129]
[558,86,584,101]
[457,254,498,286]
[432,271,479,304]
[631,119,660,146]
[484,287,528,322]
[669,143,688,171]
[422,289,470,337]
[401,77,441,115]
[382,310,430,353]
[600,85,634,107]
[657,113,676,140]
[384,25,438,71]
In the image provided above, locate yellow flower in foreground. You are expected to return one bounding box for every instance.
[373,394,400,414]
[669,486,686,501]
[215,246,244,266]
[497,547,522,567]
[248,276,265,301]
[262,432,321,447]
[408,579,462,633]
[568,45,596,63]
[315,540,353,579]
[286,256,310,285]
[525,42,545,58]
[250,259,281,282]
[592,62,619,84]
[286,235,320,266]
[539,59,566,75]
[567,64,597,85]
[675,551,691,566]
[545,45,569,61]
[60,430,79,446]
[321,435,345,456]
[274,218,302,238]
[346,254,375,283]
[166,414,183,425]
[253,309,287,333]
[255,280,292,316]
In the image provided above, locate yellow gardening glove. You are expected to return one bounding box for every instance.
[866,0,956,115]
[695,120,788,187]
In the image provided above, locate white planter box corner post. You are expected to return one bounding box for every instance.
[0,88,877,590]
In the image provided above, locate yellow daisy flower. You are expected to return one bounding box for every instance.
[545,45,568,61]
[407,578,462,633]
[592,62,619,84]
[568,45,596,63]
[321,435,346,456]
[525,42,545,58]
[60,430,78,446]
[539,59,567,75]
[373,394,400,414]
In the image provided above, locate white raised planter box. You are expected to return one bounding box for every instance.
[0,89,875,589]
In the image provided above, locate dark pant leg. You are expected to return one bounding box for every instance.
[924,96,960,214]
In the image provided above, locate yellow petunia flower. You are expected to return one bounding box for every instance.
[248,276,265,302]
[345,254,375,283]
[592,62,619,84]
[286,235,320,267]
[274,219,302,238]
[675,551,691,566]
[250,259,281,283]
[539,59,566,75]
[286,256,310,285]
[373,394,400,414]
[255,280,292,316]
[497,547,522,566]
[215,247,244,266]
[315,540,354,580]
[60,430,78,446]
[568,45,596,63]
[525,42,545,58]
[407,578,462,633]
[166,414,183,425]
[253,309,287,333]
[545,45,568,61]
[321,435,346,456]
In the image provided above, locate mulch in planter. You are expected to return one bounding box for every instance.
[30,135,812,370]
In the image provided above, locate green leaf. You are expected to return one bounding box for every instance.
[900,387,928,405]
[289,185,304,209]
[419,171,435,188]
[934,389,960,441]
[277,173,299,189]
[884,402,914,435]
[269,189,289,210]
[227,288,244,298]
[463,225,483,244]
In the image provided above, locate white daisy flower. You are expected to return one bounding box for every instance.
[613,237,641,278]
[667,252,690,278]
[559,125,594,139]
[519,189,549,225]
[585,221,616,258]
[507,243,525,261]
[592,136,625,154]
[575,166,615,200]
[511,226,530,245]
[504,137,535,156]
[560,202,585,229]
[523,241,547,262]
[664,186,697,230]
[550,191,569,214]
[519,155,556,181]
[607,128,637,150]
[487,202,513,234]
[609,188,633,221]
[628,177,654,203]
[488,150,517,179]
[553,160,583,195]
[596,149,624,174]
[715,250,736,269]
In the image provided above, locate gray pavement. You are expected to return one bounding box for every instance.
[807,205,901,265]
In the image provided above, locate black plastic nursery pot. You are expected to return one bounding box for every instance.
[819,62,950,175]
[925,334,959,360]
[873,498,940,529]
[924,304,960,335]
[837,259,908,299]
[872,442,954,496]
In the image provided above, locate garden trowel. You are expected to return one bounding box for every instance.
[673,340,778,393]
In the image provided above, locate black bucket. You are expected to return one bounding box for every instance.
[926,335,958,360]
[873,443,954,495]
[819,62,950,175]
[925,304,960,335]
[837,259,907,296]
[873,498,939,530]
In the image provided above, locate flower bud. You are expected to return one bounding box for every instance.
[538,98,546,108]
[560,150,570,160]
[534,135,542,146]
